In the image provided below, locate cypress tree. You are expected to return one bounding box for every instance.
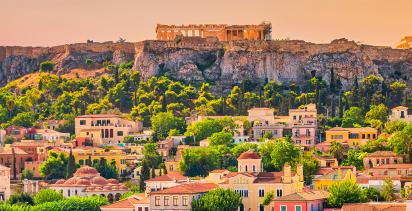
[151,167,156,178]
[66,149,76,178]
[140,160,150,191]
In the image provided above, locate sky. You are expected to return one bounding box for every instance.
[1,0,411,47]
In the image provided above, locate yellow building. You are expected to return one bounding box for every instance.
[313,166,356,191]
[325,127,378,146]
[211,152,304,211]
[69,147,128,175]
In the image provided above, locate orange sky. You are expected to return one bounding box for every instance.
[1,0,411,47]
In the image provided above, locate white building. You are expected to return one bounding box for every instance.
[0,165,10,201]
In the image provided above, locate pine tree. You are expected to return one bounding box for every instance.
[66,149,76,178]
[139,160,150,191]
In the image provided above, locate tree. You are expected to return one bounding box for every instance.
[151,112,186,140]
[94,158,118,179]
[209,131,233,146]
[330,141,345,164]
[32,195,108,211]
[39,60,54,72]
[139,160,150,191]
[361,187,383,202]
[185,118,235,144]
[327,179,362,208]
[365,104,388,128]
[143,143,162,168]
[261,191,274,206]
[342,150,367,170]
[388,124,412,162]
[231,142,258,157]
[22,169,34,180]
[192,188,241,211]
[151,167,156,178]
[384,120,408,134]
[34,189,63,205]
[381,177,396,201]
[66,149,76,178]
[179,147,220,177]
[341,107,364,127]
[10,112,35,128]
[7,192,34,205]
[39,151,68,180]
[3,136,15,145]
[300,154,320,185]
[258,138,301,171]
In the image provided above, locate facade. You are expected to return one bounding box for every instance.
[49,166,128,202]
[75,114,143,145]
[0,145,36,178]
[313,166,356,191]
[144,172,190,193]
[363,151,403,170]
[325,127,378,146]
[216,152,304,211]
[0,165,10,201]
[156,23,271,41]
[314,156,338,168]
[389,106,412,123]
[342,202,408,211]
[4,126,27,141]
[149,183,218,211]
[273,190,329,211]
[369,163,412,178]
[26,129,70,142]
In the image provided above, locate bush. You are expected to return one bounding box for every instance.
[7,193,34,206]
[22,169,34,180]
[32,195,108,211]
[34,189,63,205]
[39,61,54,72]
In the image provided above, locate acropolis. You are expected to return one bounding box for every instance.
[156,22,272,41]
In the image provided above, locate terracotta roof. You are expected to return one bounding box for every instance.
[210,169,229,173]
[150,183,218,194]
[0,147,28,155]
[317,168,334,175]
[77,114,120,118]
[145,172,188,182]
[238,151,261,159]
[366,151,400,158]
[274,191,329,201]
[313,168,352,181]
[392,106,409,110]
[341,203,406,211]
[373,164,412,169]
[101,194,148,209]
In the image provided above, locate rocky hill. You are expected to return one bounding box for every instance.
[1,38,412,90]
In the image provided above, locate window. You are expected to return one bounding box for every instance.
[80,120,86,125]
[401,111,405,118]
[245,165,248,172]
[155,196,160,206]
[259,189,265,197]
[295,205,302,211]
[117,131,124,136]
[276,189,283,197]
[331,135,343,139]
[362,134,366,139]
[253,165,256,172]
[75,190,78,195]
[349,133,359,139]
[260,204,265,211]
[367,134,371,139]
[173,196,178,206]
[281,205,287,211]
[164,196,169,206]
[310,204,315,211]
[235,189,249,197]
[67,189,70,197]
[182,196,188,206]
[110,129,114,138]
[79,160,84,165]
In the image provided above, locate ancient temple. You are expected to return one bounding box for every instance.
[156,22,272,41]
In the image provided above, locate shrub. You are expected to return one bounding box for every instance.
[34,189,63,205]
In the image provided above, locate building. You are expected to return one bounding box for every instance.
[0,165,10,201]
[325,127,378,146]
[49,166,128,202]
[101,193,150,211]
[342,202,409,211]
[144,172,190,193]
[75,114,143,145]
[368,164,412,186]
[157,137,182,158]
[4,126,27,141]
[363,151,403,170]
[314,156,338,168]
[216,151,304,211]
[0,145,36,179]
[149,182,218,211]
[272,190,329,211]
[389,106,412,123]
[25,128,70,142]
[313,166,356,191]
[156,23,271,42]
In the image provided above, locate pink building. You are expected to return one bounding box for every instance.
[273,190,329,211]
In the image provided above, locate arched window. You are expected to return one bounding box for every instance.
[79,160,84,165]
[252,165,256,172]
[245,165,248,172]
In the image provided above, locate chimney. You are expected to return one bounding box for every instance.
[297,164,304,182]
[283,163,291,183]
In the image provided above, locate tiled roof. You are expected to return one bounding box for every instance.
[222,171,285,184]
[313,168,351,181]
[317,168,334,175]
[101,194,148,209]
[150,183,218,194]
[341,203,406,211]
[366,151,400,158]
[373,164,412,169]
[210,169,229,173]
[238,151,261,159]
[274,191,329,201]
[145,172,188,182]
[0,147,28,155]
[392,106,409,110]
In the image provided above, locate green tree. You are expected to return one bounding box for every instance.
[3,136,15,145]
[388,124,412,162]
[300,154,320,185]
[209,131,233,146]
[10,112,35,128]
[381,177,396,201]
[32,195,108,211]
[34,189,63,205]
[192,188,241,211]
[39,61,54,72]
[261,191,274,206]
[327,179,362,208]
[7,192,34,205]
[39,151,68,180]
[365,104,388,126]
[384,120,408,134]
[179,147,220,177]
[258,138,301,171]
[341,106,364,127]
[140,160,150,191]
[185,118,235,144]
[361,187,383,202]
[151,112,186,140]
[94,158,118,179]
[143,143,162,168]
[230,142,258,157]
[22,169,34,180]
[66,149,76,178]
[342,150,367,170]
[330,141,346,163]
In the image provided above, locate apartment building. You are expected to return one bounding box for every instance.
[325,127,378,146]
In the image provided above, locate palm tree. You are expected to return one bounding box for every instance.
[330,141,345,164]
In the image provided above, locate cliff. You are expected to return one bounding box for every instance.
[1,38,412,89]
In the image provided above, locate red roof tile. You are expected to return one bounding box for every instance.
[145,172,188,182]
[238,151,261,159]
[150,183,218,194]
[274,191,329,201]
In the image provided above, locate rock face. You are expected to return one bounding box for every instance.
[1,38,412,90]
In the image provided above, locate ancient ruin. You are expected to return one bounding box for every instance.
[397,36,412,49]
[155,22,272,41]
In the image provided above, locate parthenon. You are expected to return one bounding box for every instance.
[156,22,272,41]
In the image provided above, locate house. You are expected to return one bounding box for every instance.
[75,114,143,145]
[251,122,285,141]
[26,129,70,142]
[4,126,27,141]
[342,202,408,211]
[0,145,37,179]
[325,127,378,146]
[144,172,190,193]
[314,156,338,168]
[157,138,180,158]
[363,151,403,170]
[101,193,150,211]
[216,151,304,211]
[389,106,412,123]
[149,183,218,211]
[273,190,329,211]
[313,166,356,191]
[49,166,128,203]
[0,165,10,201]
